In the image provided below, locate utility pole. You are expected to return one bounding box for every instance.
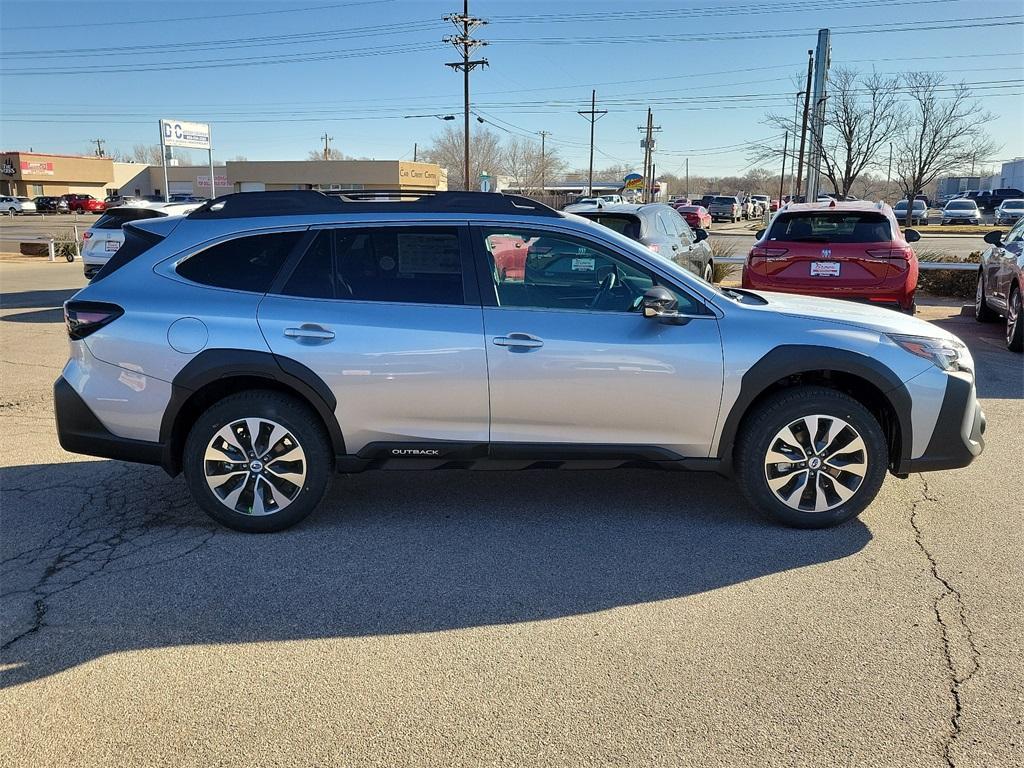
[538,130,551,193]
[791,91,803,197]
[778,130,788,215]
[805,28,831,202]
[577,90,607,197]
[321,133,333,160]
[444,0,488,191]
[92,138,105,157]
[413,142,418,162]
[637,109,662,203]
[886,142,893,197]
[794,49,814,198]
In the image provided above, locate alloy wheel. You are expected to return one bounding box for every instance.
[1009,291,1021,345]
[976,274,985,316]
[203,417,307,516]
[763,414,868,512]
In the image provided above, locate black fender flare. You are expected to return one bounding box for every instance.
[159,349,345,473]
[715,344,913,468]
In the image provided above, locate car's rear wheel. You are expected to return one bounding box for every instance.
[735,387,888,528]
[975,271,998,322]
[1007,286,1023,352]
[703,262,714,283]
[183,390,331,532]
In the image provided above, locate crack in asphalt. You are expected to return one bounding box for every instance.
[908,474,982,768]
[1,462,218,656]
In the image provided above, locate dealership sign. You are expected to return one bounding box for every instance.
[161,119,211,150]
[197,174,228,189]
[21,160,54,176]
[623,173,644,190]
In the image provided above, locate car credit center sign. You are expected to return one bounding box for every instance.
[161,119,211,150]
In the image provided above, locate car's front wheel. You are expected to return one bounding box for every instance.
[703,262,714,283]
[183,390,331,532]
[735,387,888,528]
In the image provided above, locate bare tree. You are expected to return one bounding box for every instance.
[750,68,903,197]
[125,143,194,165]
[421,126,505,191]
[306,147,347,160]
[502,136,566,193]
[819,68,905,197]
[893,72,997,225]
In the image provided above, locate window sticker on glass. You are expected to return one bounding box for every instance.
[572,257,596,272]
[397,233,460,274]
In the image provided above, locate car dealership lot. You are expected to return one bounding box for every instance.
[1,259,1021,767]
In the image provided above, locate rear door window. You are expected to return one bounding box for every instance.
[281,226,467,305]
[578,214,641,240]
[768,212,892,243]
[177,231,303,292]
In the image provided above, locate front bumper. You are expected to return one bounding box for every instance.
[896,373,985,473]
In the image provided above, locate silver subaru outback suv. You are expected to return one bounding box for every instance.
[55,190,985,532]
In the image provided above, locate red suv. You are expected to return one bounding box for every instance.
[61,194,107,214]
[742,201,920,313]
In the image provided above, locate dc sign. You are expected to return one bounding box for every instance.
[160,119,211,150]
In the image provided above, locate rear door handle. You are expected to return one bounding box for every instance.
[493,333,544,349]
[284,324,335,341]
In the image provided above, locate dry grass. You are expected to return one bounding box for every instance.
[708,238,740,283]
[916,249,981,298]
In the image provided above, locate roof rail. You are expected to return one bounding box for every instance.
[187,189,562,219]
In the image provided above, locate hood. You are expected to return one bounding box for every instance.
[742,290,959,340]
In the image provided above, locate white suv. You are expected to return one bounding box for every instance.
[82,202,202,278]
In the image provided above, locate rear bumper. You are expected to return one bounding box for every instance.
[896,373,985,474]
[54,376,171,471]
[741,270,915,309]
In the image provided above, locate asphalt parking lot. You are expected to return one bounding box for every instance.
[1,257,1021,767]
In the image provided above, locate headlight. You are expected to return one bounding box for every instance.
[889,334,971,373]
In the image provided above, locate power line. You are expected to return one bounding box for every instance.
[1,0,395,30]
[487,15,1023,45]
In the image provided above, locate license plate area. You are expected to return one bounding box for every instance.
[105,239,121,252]
[810,261,840,277]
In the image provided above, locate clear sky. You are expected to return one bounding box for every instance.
[1,0,1022,179]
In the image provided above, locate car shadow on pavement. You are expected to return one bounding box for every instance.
[928,314,1024,399]
[1,308,64,324]
[0,460,871,688]
[0,287,78,311]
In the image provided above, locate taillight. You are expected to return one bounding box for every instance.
[866,246,914,260]
[750,246,789,258]
[64,301,123,340]
[647,243,661,253]
[82,231,92,240]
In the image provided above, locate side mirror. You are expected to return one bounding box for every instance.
[904,229,921,243]
[755,228,766,240]
[694,228,708,242]
[642,286,679,319]
[983,230,1003,246]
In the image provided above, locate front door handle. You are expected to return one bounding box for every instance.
[493,333,544,350]
[284,324,335,341]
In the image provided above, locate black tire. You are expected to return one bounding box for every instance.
[183,390,331,532]
[1007,286,1023,352]
[975,271,998,322]
[735,386,888,528]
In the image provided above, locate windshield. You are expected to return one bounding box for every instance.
[767,212,892,243]
[712,196,735,205]
[1002,200,1024,210]
[894,200,926,211]
[945,200,977,210]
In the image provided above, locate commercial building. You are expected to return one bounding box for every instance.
[1,151,447,199]
[224,160,446,193]
[981,158,1024,192]
[0,151,122,198]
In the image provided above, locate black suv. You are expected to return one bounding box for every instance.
[971,188,1024,213]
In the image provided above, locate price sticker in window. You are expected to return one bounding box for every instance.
[571,257,596,272]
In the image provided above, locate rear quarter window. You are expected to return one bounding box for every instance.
[176,231,303,293]
[94,208,163,229]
